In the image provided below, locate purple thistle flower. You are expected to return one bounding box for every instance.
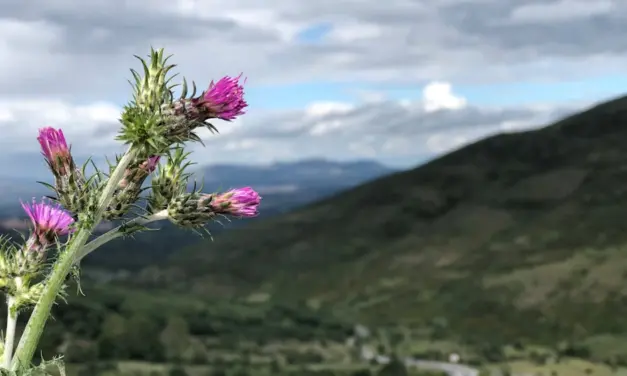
[21,198,75,252]
[194,74,248,121]
[37,127,73,176]
[142,155,161,173]
[208,187,261,217]
[118,155,160,190]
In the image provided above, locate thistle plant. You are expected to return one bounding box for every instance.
[0,48,260,375]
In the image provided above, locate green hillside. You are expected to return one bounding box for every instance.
[145,94,627,346]
[27,95,627,375]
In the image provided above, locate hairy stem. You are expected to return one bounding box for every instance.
[74,209,169,264]
[3,296,17,369]
[10,147,138,371]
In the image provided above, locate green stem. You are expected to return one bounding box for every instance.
[74,209,169,264]
[3,296,17,369]
[10,147,138,371]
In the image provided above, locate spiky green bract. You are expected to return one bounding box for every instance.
[2,356,65,375]
[38,157,105,220]
[104,154,160,220]
[147,147,194,214]
[117,107,170,157]
[131,48,177,112]
[0,236,27,291]
[160,94,219,145]
[167,191,217,229]
[42,163,86,215]
[13,282,67,314]
[117,48,179,155]
[0,237,65,314]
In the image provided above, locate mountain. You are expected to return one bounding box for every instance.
[61,159,394,270]
[10,97,627,375]
[196,159,395,214]
[132,95,627,347]
[0,158,393,208]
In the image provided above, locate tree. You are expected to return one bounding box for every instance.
[169,365,189,376]
[160,315,191,361]
[126,313,165,361]
[63,339,99,363]
[377,356,408,376]
[97,313,129,359]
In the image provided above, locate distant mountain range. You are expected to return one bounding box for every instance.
[195,159,395,214]
[0,158,395,269]
[0,158,394,217]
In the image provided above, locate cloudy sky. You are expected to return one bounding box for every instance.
[0,0,625,177]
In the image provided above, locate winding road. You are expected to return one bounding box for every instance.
[352,325,479,376]
[370,354,479,376]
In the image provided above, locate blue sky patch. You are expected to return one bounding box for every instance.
[246,74,627,110]
[295,22,333,43]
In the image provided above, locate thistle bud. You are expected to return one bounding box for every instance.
[37,127,88,213]
[14,282,45,308]
[104,155,160,220]
[14,281,67,310]
[117,48,177,153]
[0,236,43,297]
[148,148,192,213]
[166,193,216,228]
[166,187,261,228]
[161,74,247,143]
[13,248,44,277]
[132,48,176,112]
[206,187,261,218]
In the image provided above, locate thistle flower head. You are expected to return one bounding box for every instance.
[159,74,248,144]
[21,198,75,252]
[207,187,261,217]
[37,127,90,214]
[167,187,260,228]
[167,192,217,228]
[37,127,72,175]
[195,74,248,121]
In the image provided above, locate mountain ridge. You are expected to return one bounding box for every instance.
[0,158,393,207]
[75,158,394,270]
[141,94,627,345]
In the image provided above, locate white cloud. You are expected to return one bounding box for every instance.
[425,134,469,153]
[305,102,354,117]
[0,0,617,173]
[223,139,258,150]
[0,99,120,149]
[422,81,467,112]
[327,22,382,42]
[0,77,580,173]
[1,0,626,98]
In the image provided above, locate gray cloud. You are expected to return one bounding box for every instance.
[170,98,579,167]
[443,0,627,57]
[0,91,578,172]
[0,0,619,173]
[0,0,625,99]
